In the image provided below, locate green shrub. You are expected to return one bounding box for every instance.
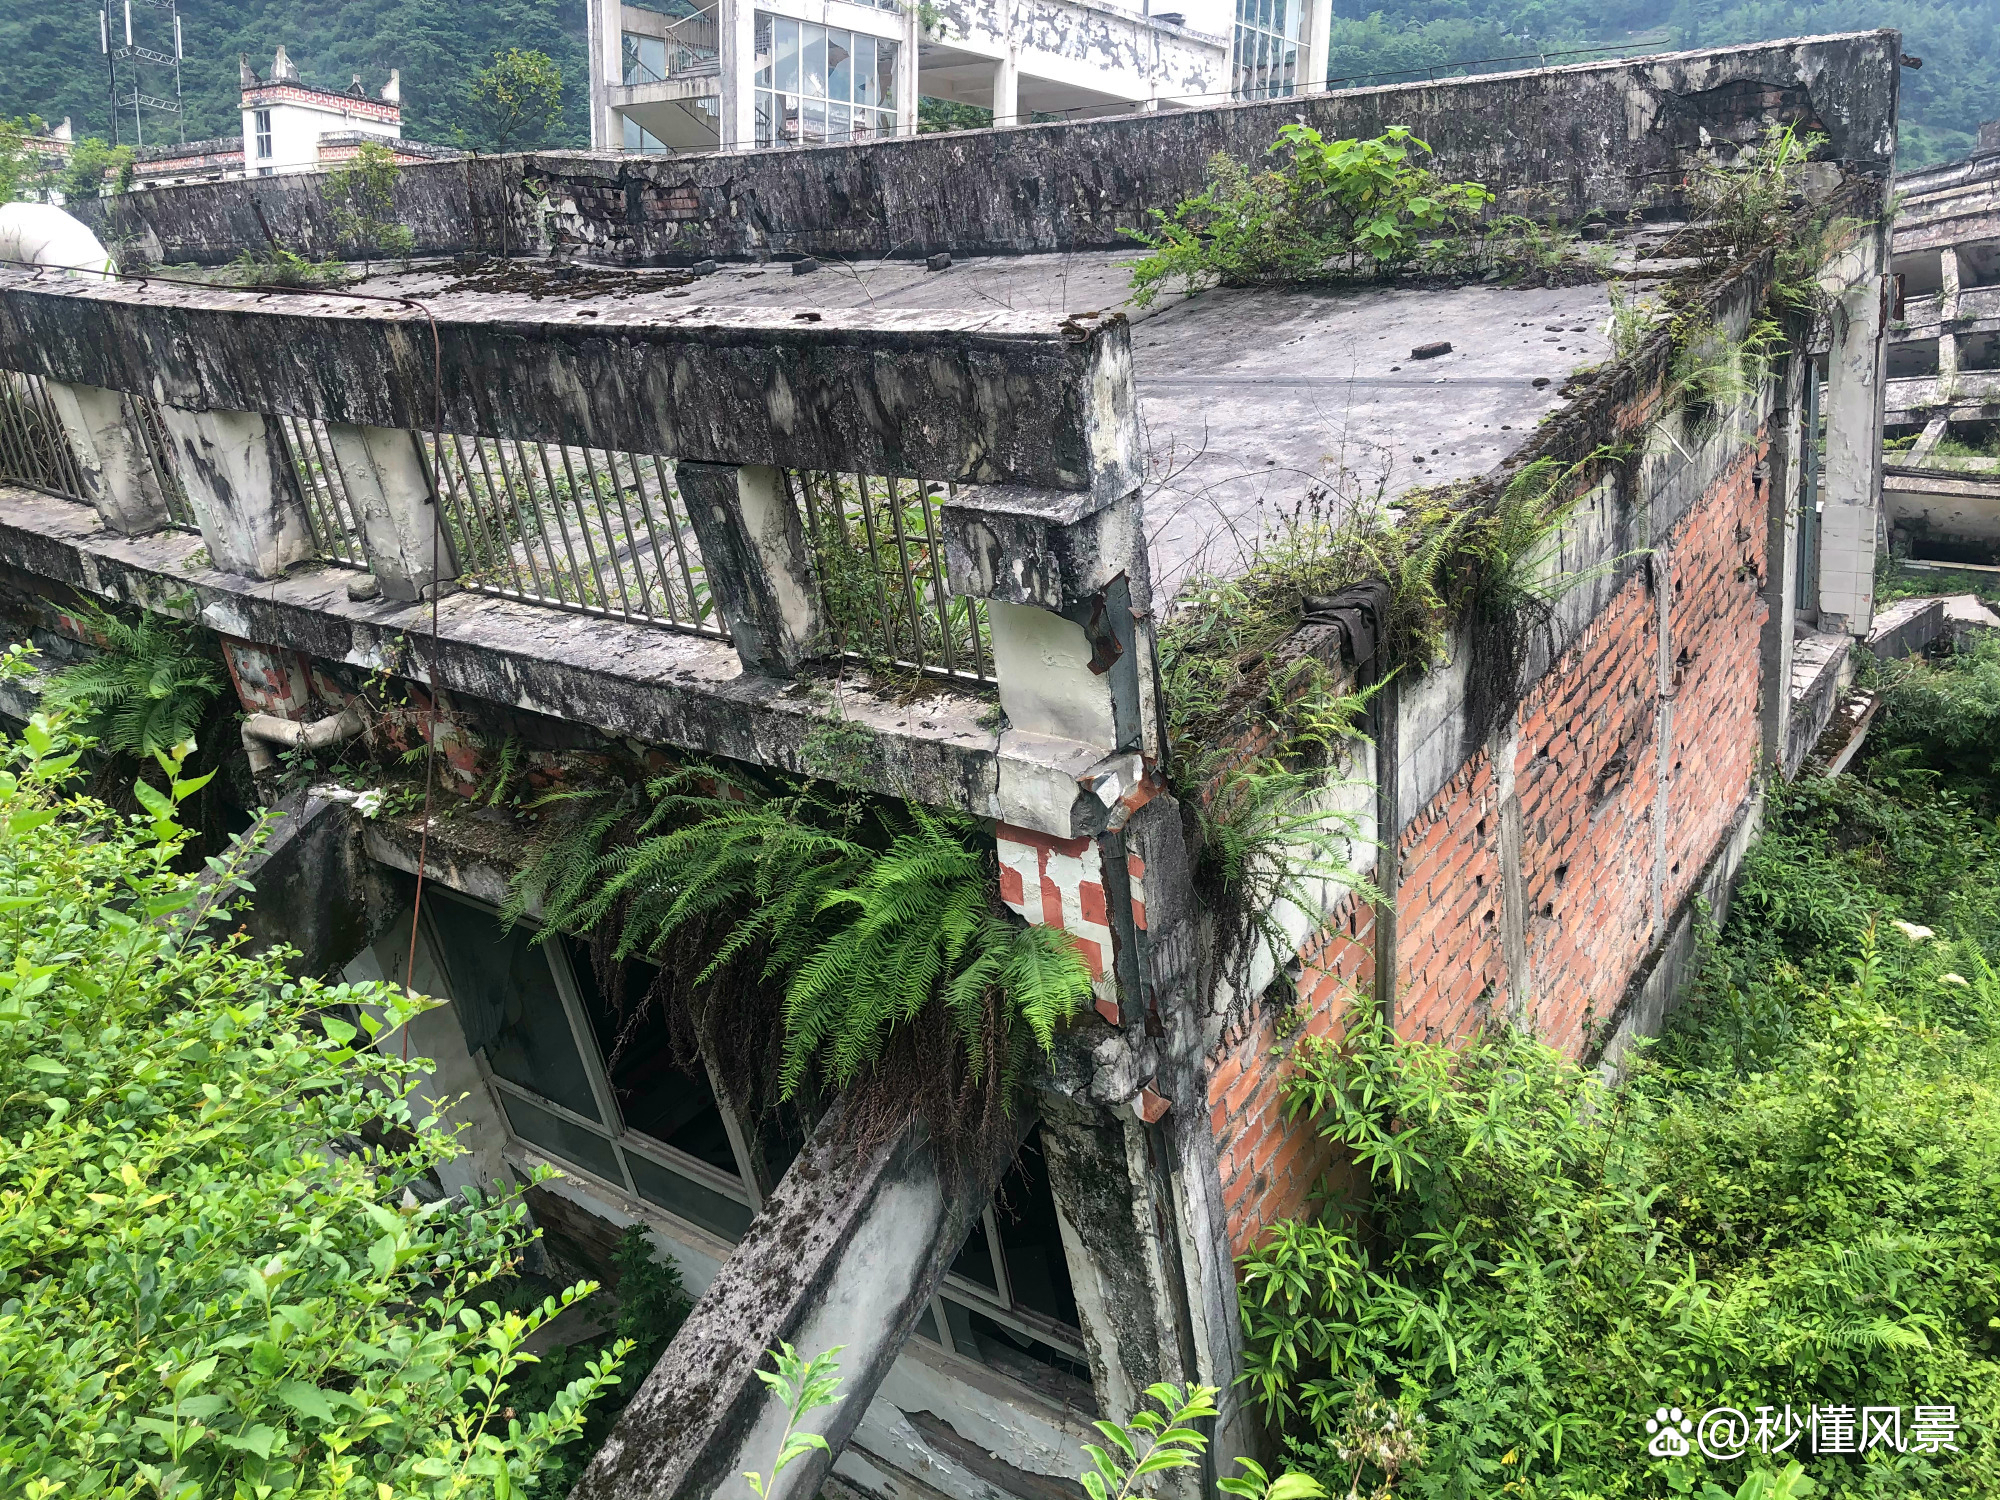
[1238,643,2000,1498]
[1127,125,1495,305]
[0,652,626,1498]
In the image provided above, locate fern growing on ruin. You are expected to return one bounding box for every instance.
[41,602,224,758]
[508,766,1093,1100]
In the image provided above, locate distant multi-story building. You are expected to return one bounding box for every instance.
[585,0,1333,153]
[128,46,459,189]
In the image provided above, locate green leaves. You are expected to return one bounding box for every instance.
[1081,1382,1219,1500]
[0,660,627,1497]
[743,1343,844,1499]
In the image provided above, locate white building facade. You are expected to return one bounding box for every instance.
[586,0,1330,153]
[240,46,403,177]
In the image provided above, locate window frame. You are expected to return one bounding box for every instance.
[254,109,273,159]
[422,889,765,1240]
[752,11,898,147]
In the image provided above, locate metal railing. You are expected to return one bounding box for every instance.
[0,371,85,498]
[790,470,990,683]
[270,413,371,567]
[124,391,197,530]
[430,436,725,636]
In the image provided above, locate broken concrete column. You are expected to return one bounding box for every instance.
[944,482,1156,836]
[1815,239,1889,636]
[677,461,824,677]
[1940,245,1961,320]
[41,381,169,534]
[321,423,456,601]
[154,403,316,579]
[572,1096,1009,1500]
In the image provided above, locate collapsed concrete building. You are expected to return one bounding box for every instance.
[1,30,1898,1500]
[1885,119,2000,572]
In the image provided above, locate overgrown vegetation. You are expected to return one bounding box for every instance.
[460,48,566,154]
[326,140,416,264]
[0,646,625,1497]
[1128,126,1498,305]
[1236,637,2000,1498]
[228,243,353,287]
[505,763,1092,1146]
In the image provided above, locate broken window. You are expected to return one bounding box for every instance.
[1960,240,2000,290]
[753,13,897,147]
[1230,0,1298,102]
[425,891,756,1243]
[913,1125,1096,1413]
[1893,248,1944,298]
[622,32,669,84]
[1887,339,1941,380]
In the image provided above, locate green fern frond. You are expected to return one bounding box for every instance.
[42,603,223,759]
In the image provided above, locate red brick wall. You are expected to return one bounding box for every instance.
[1208,895,1374,1259]
[1205,438,1772,1255]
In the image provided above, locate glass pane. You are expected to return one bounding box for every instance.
[501,1092,622,1183]
[626,1149,755,1242]
[429,895,599,1123]
[754,12,773,87]
[641,35,667,80]
[941,1300,1095,1410]
[801,23,826,99]
[991,1126,1080,1327]
[803,95,827,143]
[622,34,641,84]
[915,1302,942,1343]
[756,90,775,145]
[951,1219,1000,1292]
[877,39,898,110]
[564,938,742,1177]
[828,29,852,104]
[623,114,643,149]
[852,36,875,107]
[781,94,800,143]
[775,16,800,94]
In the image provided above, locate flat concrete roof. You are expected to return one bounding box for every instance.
[363,252,1620,597]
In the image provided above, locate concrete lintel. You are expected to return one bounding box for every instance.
[41,381,171,535]
[573,1097,1009,1500]
[154,404,317,579]
[678,461,824,677]
[324,424,457,602]
[0,484,1005,813]
[0,271,1140,499]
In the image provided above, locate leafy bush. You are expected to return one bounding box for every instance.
[0,656,625,1497]
[1238,643,2000,1498]
[41,601,223,760]
[1127,126,1496,305]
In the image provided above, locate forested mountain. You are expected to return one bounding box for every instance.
[0,0,590,152]
[1324,0,1995,165]
[0,0,1989,163]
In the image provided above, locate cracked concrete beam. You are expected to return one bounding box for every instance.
[0,270,1140,498]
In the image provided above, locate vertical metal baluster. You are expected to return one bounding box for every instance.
[882,475,928,674]
[579,445,643,618]
[0,377,34,481]
[128,395,186,526]
[947,481,990,682]
[621,450,679,622]
[535,442,595,609]
[572,445,636,618]
[446,432,512,585]
[650,454,704,626]
[276,414,338,556]
[16,375,62,491]
[917,480,959,678]
[428,435,488,581]
[488,438,554,601]
[26,376,84,496]
[787,467,834,625]
[851,474,898,662]
[464,435,535,598]
[302,416,363,564]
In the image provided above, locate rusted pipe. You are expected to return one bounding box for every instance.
[240,705,366,776]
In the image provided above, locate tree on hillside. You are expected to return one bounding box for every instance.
[60,136,136,199]
[461,48,565,154]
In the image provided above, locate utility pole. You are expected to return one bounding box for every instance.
[100,7,119,145]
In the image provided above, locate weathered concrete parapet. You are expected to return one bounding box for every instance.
[946,479,1156,837]
[40,382,170,536]
[677,462,823,677]
[0,270,1142,499]
[154,404,315,579]
[572,1096,1010,1500]
[322,424,456,602]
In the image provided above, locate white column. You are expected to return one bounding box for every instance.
[993,50,1021,127]
[590,0,623,149]
[1816,264,1887,635]
[323,423,455,602]
[1300,0,1331,95]
[719,0,756,150]
[43,382,169,535]
[1940,244,1962,320]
